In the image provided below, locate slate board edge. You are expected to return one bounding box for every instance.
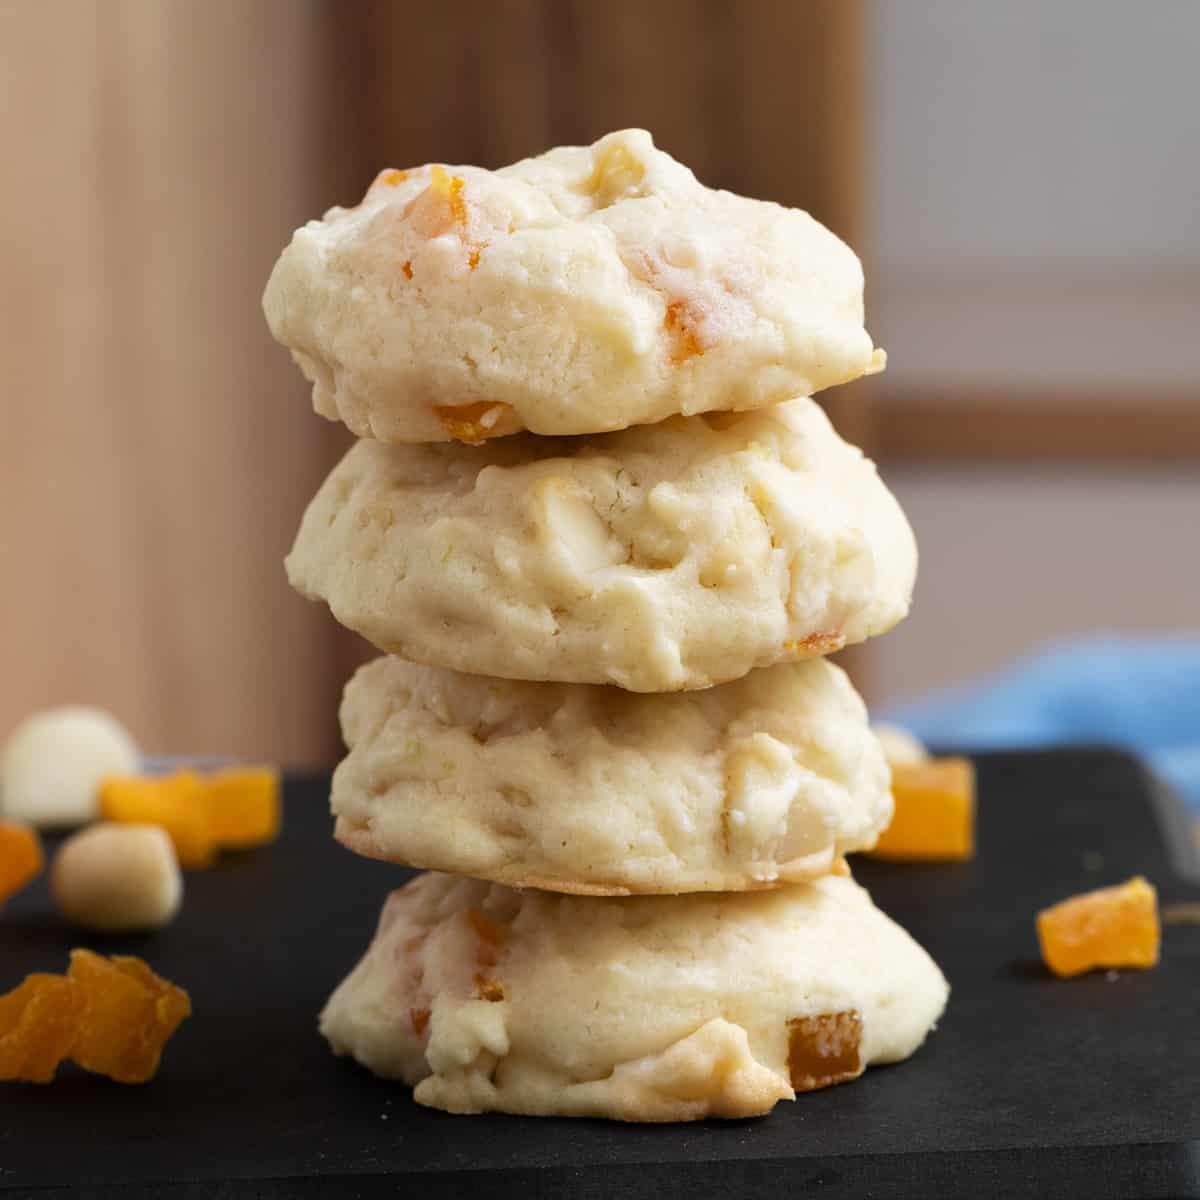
[7,1139,1199,1200]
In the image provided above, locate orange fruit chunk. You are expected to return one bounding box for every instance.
[1037,876,1160,978]
[0,974,84,1083]
[67,950,192,1083]
[867,757,976,862]
[783,631,848,658]
[0,952,190,1084]
[664,299,704,363]
[475,977,506,1002]
[787,1010,864,1093]
[430,165,468,227]
[466,908,506,954]
[99,766,281,867]
[99,771,214,867]
[203,767,280,849]
[0,821,43,904]
[466,908,507,1003]
[434,401,515,444]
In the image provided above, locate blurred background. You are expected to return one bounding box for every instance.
[2,0,1197,767]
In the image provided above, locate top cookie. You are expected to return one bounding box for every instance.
[263,129,884,443]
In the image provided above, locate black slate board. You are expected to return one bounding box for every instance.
[3,748,1199,1199]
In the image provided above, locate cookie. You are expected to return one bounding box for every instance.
[263,129,883,443]
[333,656,891,894]
[320,871,948,1122]
[286,398,916,691]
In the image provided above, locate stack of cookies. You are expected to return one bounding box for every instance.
[264,130,948,1122]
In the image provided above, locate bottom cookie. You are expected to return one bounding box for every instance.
[320,872,948,1122]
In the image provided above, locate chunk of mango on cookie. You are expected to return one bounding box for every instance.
[867,757,976,862]
[0,950,190,1084]
[99,767,280,868]
[1037,876,1160,978]
[787,1010,864,1093]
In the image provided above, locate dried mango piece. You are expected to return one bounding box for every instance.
[405,166,467,239]
[402,166,486,268]
[783,631,847,658]
[98,772,215,868]
[467,908,507,1002]
[0,953,190,1085]
[868,757,976,862]
[664,299,704,363]
[467,909,506,961]
[0,820,44,904]
[1037,876,1160,978]
[434,401,515,444]
[203,767,280,849]
[475,978,505,1002]
[787,1010,864,1092]
[99,766,281,867]
[0,974,84,1083]
[430,165,468,226]
[67,950,191,1083]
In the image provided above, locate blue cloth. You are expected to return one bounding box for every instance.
[882,635,1200,812]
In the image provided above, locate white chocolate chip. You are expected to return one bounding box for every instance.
[1,707,139,827]
[51,823,182,932]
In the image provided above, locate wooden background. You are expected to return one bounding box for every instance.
[0,0,868,765]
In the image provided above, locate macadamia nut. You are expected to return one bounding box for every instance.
[51,824,182,932]
[1,707,139,827]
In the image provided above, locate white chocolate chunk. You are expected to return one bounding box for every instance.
[1,707,139,827]
[51,823,182,932]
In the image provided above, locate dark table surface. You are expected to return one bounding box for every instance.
[2,748,1198,1199]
